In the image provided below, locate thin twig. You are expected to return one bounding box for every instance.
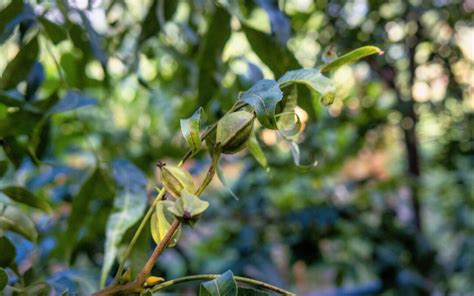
[112,187,166,284]
[150,274,295,295]
[94,100,249,295]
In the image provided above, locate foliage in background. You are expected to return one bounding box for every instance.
[0,0,472,295]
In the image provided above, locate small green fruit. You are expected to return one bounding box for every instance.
[168,190,209,226]
[157,162,194,198]
[216,111,254,154]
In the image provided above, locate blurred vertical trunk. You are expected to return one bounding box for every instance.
[404,11,422,232]
[370,9,423,232]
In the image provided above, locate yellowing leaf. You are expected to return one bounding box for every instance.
[150,200,180,247]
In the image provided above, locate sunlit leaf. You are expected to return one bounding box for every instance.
[1,186,52,213]
[199,270,237,296]
[151,200,180,247]
[320,46,383,73]
[180,108,203,155]
[248,132,268,169]
[100,160,147,288]
[0,202,37,241]
[277,68,335,106]
[239,79,283,129]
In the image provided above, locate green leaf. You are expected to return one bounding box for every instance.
[0,203,37,241]
[77,11,108,67]
[277,68,336,106]
[0,236,15,268]
[0,160,8,178]
[39,17,67,45]
[288,140,318,169]
[247,133,268,169]
[0,90,24,107]
[239,79,283,129]
[0,1,23,35]
[54,167,114,261]
[276,85,301,139]
[0,268,7,292]
[242,25,299,77]
[0,108,42,138]
[320,46,383,74]
[197,6,231,106]
[47,91,97,115]
[24,282,50,295]
[180,108,203,155]
[199,270,237,296]
[0,36,39,89]
[168,190,209,226]
[1,186,52,213]
[151,200,180,247]
[138,0,177,45]
[216,163,239,201]
[100,161,147,288]
[237,287,269,296]
[0,2,35,44]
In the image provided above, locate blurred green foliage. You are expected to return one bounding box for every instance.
[0,0,472,295]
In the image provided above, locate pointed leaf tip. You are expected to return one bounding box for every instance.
[320,46,383,73]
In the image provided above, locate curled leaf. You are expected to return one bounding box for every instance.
[320,46,383,74]
[288,140,318,169]
[278,68,335,105]
[180,107,203,155]
[150,200,180,247]
[239,79,283,128]
[276,112,301,139]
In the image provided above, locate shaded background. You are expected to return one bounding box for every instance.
[0,0,472,295]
